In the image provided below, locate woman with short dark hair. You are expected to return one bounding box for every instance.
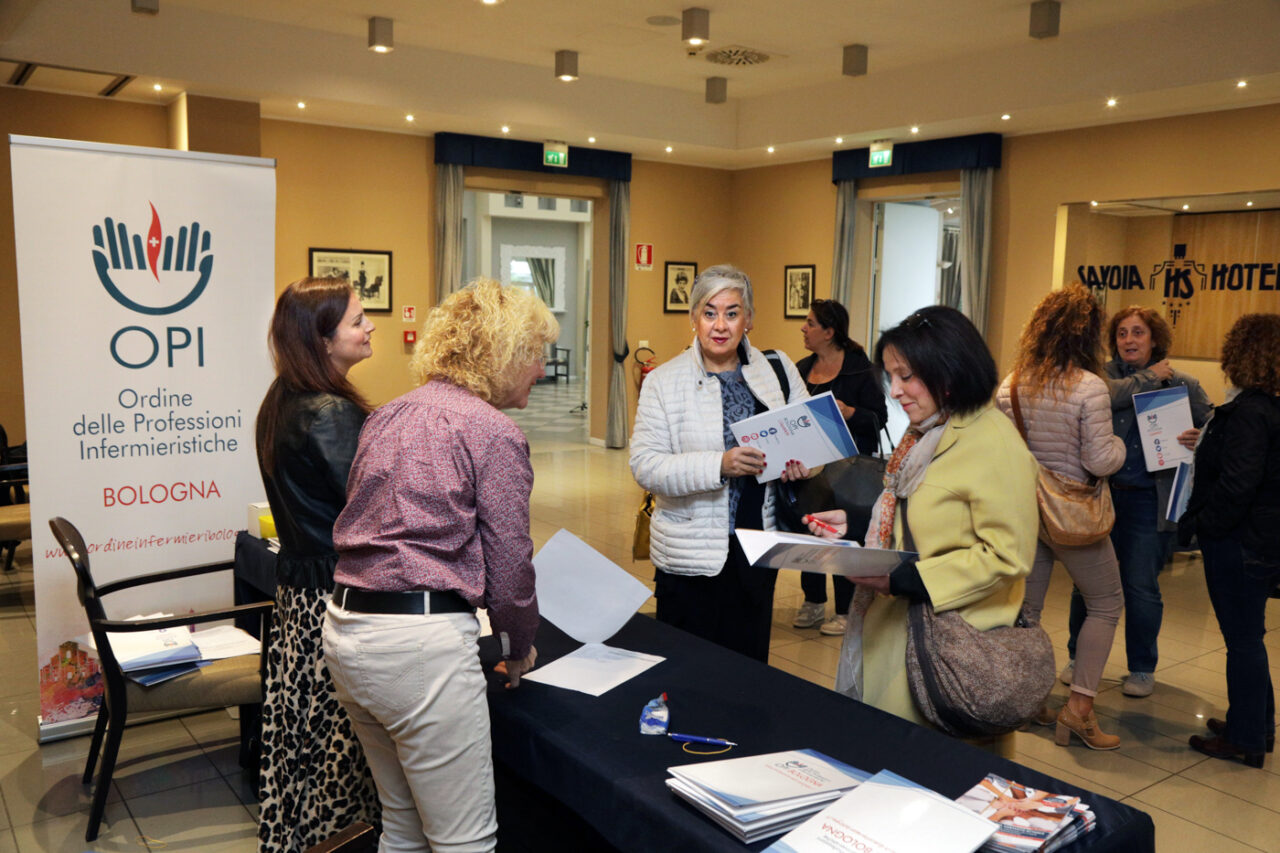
[255,276,380,852]
[807,306,1039,724]
[1183,313,1280,767]
[792,298,888,635]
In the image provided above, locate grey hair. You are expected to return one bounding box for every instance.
[688,264,754,319]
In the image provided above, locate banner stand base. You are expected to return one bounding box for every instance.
[37,707,224,744]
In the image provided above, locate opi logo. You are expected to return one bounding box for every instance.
[1146,414,1158,425]
[92,203,214,315]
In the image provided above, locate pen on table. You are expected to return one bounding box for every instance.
[668,732,738,747]
[804,514,839,536]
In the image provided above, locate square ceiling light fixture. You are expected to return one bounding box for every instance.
[706,77,726,104]
[682,7,709,46]
[555,50,578,81]
[1029,0,1060,38]
[368,16,394,53]
[843,44,868,77]
[131,0,159,13]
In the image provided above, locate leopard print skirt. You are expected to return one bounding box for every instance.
[257,585,381,852]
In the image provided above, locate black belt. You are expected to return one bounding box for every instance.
[332,583,474,615]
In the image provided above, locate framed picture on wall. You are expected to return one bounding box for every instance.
[784,264,815,318]
[664,261,698,313]
[309,248,393,313]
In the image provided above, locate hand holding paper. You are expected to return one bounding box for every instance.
[732,392,857,482]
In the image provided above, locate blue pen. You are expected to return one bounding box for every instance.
[668,732,738,747]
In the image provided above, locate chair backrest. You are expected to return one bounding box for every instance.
[48,517,109,624]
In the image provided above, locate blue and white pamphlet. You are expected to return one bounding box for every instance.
[765,769,996,853]
[1132,385,1194,472]
[733,391,858,482]
[1166,460,1194,523]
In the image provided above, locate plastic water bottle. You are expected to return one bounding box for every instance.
[639,692,669,735]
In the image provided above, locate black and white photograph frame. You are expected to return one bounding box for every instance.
[664,261,697,313]
[784,264,815,319]
[309,248,393,313]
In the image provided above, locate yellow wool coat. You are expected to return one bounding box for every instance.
[860,403,1040,724]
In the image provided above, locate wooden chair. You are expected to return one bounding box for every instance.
[304,821,378,853]
[0,423,28,572]
[48,517,274,841]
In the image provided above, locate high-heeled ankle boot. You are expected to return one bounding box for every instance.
[1055,705,1120,750]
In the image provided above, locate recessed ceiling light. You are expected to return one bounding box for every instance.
[152,83,162,92]
[501,125,510,134]
[1000,113,1011,121]
[1237,80,1248,88]
[481,0,503,5]
[1247,200,1254,207]
[665,145,673,153]
[1182,204,1190,210]
[405,114,414,122]
[297,101,306,109]
[767,146,775,153]
[835,137,843,144]
[910,126,919,134]
[946,207,954,215]
[588,136,596,143]
[1090,200,1098,207]
[1106,97,1117,107]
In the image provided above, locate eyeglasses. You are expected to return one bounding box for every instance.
[902,311,932,330]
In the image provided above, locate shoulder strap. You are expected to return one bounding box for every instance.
[1009,370,1029,440]
[762,349,790,402]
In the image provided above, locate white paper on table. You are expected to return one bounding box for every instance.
[732,392,858,483]
[520,643,664,696]
[736,530,914,578]
[765,769,995,853]
[190,625,261,660]
[532,529,652,644]
[1133,385,1194,472]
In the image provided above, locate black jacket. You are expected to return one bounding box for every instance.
[259,391,367,589]
[1180,388,1280,559]
[796,347,888,455]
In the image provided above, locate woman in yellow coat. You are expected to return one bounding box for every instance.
[808,307,1039,725]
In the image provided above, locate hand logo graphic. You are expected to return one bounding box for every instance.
[92,206,214,315]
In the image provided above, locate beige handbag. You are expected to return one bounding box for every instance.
[1010,373,1115,547]
[632,491,655,561]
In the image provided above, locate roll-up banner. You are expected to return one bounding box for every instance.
[9,135,276,739]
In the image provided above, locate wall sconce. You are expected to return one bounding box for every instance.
[555,50,579,81]
[368,17,394,53]
[682,7,709,46]
[706,77,726,104]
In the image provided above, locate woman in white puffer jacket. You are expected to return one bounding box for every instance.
[630,264,808,662]
[996,283,1125,750]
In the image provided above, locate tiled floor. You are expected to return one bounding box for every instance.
[1,379,1277,851]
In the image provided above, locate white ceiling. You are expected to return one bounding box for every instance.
[3,0,1280,168]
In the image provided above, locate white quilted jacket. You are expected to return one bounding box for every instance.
[630,338,807,575]
[995,369,1124,482]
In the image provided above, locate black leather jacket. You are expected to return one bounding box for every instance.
[259,391,367,589]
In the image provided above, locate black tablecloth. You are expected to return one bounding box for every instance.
[479,616,1154,853]
[233,533,1154,852]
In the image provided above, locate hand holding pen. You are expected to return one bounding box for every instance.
[805,511,846,539]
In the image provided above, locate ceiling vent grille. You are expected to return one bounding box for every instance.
[706,45,769,66]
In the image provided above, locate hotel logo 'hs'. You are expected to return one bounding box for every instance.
[1148,243,1204,328]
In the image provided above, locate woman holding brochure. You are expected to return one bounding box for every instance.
[324,279,555,852]
[630,264,809,663]
[805,306,1039,726]
[1182,314,1280,767]
[995,284,1125,749]
[1062,306,1211,699]
[254,277,380,852]
[792,298,889,637]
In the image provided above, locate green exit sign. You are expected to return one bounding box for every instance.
[543,142,569,168]
[869,142,893,168]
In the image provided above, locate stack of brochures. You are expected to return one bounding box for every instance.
[764,769,997,853]
[665,749,870,843]
[83,618,261,686]
[956,773,1096,853]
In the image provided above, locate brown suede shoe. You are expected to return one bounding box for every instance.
[1055,706,1120,750]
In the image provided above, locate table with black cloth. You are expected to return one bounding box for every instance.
[232,533,1154,852]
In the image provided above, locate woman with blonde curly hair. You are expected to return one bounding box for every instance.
[996,283,1125,749]
[1182,313,1280,767]
[322,278,558,852]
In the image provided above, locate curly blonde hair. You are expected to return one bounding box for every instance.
[1013,282,1105,395]
[410,278,559,402]
[1221,313,1280,395]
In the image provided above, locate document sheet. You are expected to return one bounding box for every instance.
[1132,385,1194,472]
[736,529,914,577]
[732,392,858,483]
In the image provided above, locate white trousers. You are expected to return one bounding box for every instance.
[322,602,497,853]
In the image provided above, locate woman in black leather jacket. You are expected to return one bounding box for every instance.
[254,277,380,851]
[1183,313,1280,768]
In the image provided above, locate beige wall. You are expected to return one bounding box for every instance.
[261,119,435,408]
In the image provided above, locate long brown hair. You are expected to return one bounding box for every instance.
[256,277,371,473]
[1013,282,1105,395]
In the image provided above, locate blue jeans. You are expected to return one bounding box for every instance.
[1201,534,1279,753]
[1069,486,1171,673]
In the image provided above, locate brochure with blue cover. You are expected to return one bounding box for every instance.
[1132,385,1194,473]
[732,391,858,483]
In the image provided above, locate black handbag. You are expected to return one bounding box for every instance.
[775,421,893,541]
